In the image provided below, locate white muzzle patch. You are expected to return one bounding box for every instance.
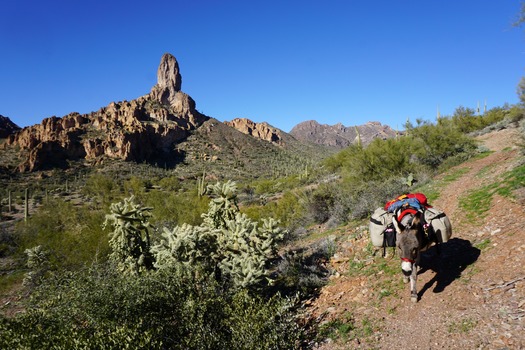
[401,260,413,273]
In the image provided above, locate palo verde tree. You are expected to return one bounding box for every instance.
[514,2,525,104]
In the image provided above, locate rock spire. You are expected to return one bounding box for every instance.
[4,53,208,172]
[150,53,183,106]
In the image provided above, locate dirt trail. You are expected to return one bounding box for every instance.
[311,127,525,349]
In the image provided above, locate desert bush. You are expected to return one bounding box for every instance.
[158,175,181,191]
[0,264,304,349]
[0,224,16,258]
[271,239,333,296]
[123,176,151,200]
[82,173,120,207]
[244,190,308,230]
[16,198,108,269]
[303,184,335,224]
[145,187,209,227]
[408,119,477,168]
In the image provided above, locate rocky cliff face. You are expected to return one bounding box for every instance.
[4,53,208,172]
[0,115,21,138]
[224,118,284,145]
[289,120,398,148]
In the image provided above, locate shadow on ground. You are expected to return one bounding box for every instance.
[417,238,481,299]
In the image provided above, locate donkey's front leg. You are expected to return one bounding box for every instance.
[410,265,418,303]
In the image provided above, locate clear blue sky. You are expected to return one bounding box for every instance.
[1,0,524,132]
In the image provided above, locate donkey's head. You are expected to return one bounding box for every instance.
[395,211,423,276]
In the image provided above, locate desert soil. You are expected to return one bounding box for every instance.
[310,126,525,349]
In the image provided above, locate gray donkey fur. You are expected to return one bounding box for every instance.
[393,211,434,303]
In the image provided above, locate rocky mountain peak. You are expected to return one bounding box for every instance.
[224,118,284,145]
[290,120,397,148]
[0,115,21,138]
[150,53,183,106]
[4,53,207,172]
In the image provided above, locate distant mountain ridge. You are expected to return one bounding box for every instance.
[1,54,398,173]
[2,53,208,172]
[289,120,398,148]
[224,118,285,146]
[0,115,20,138]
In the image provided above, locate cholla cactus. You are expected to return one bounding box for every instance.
[103,196,155,275]
[152,224,219,269]
[23,245,50,287]
[153,181,285,289]
[217,213,284,288]
[202,180,239,229]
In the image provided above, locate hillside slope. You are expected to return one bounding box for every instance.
[310,126,525,349]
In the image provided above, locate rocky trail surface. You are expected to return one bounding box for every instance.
[310,127,525,349]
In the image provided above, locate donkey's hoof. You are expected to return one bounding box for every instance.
[403,276,409,284]
[411,295,418,303]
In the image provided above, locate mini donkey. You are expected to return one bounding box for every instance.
[393,210,435,303]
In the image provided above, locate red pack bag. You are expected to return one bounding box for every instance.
[384,193,431,211]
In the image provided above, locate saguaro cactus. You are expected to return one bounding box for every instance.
[24,188,29,222]
[197,171,206,197]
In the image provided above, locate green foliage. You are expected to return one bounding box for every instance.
[202,180,240,229]
[0,264,304,349]
[325,137,417,182]
[152,181,285,290]
[407,118,477,168]
[316,312,377,344]
[518,77,525,104]
[23,245,50,288]
[474,238,491,251]
[103,196,155,274]
[459,164,525,223]
[145,188,209,227]
[447,317,478,334]
[242,188,308,230]
[157,175,181,191]
[320,113,486,222]
[251,175,306,196]
[123,176,151,200]
[82,173,118,207]
[17,198,108,268]
[317,313,355,342]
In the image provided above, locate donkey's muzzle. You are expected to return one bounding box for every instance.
[402,269,412,276]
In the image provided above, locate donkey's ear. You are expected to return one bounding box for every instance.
[392,215,402,234]
[412,211,423,225]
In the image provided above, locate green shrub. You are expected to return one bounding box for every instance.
[0,264,304,349]
[244,190,307,229]
[17,198,108,269]
[82,173,120,207]
[146,188,209,227]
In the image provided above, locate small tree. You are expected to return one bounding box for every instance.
[518,77,525,105]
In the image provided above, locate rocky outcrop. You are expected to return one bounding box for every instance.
[5,53,208,172]
[150,53,183,106]
[289,120,398,148]
[224,118,284,145]
[0,115,21,138]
